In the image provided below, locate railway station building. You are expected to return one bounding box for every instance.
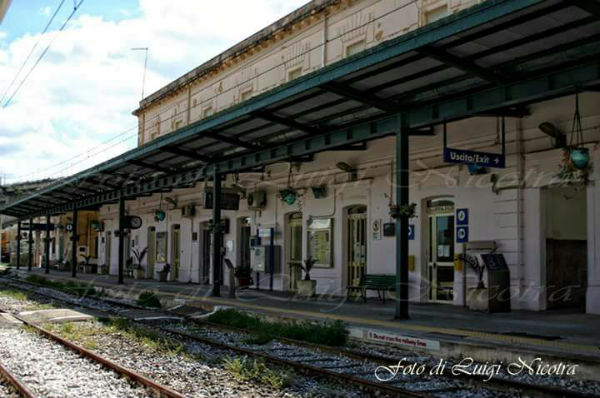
[2,0,600,317]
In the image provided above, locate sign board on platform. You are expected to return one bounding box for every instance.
[364,329,440,351]
[456,226,469,243]
[444,148,505,168]
[456,208,468,225]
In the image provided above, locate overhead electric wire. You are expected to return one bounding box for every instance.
[0,0,66,105]
[3,0,85,108]
[8,0,417,184]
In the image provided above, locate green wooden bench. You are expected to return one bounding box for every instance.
[347,274,396,303]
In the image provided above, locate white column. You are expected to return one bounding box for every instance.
[587,148,600,314]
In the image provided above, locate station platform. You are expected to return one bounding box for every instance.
[5,267,600,379]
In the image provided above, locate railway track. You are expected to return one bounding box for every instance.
[0,308,185,398]
[1,276,598,398]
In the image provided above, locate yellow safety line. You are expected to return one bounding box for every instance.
[22,272,600,354]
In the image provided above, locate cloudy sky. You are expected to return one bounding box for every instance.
[0,0,308,185]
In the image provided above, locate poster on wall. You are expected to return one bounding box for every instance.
[307,218,333,268]
[372,219,382,240]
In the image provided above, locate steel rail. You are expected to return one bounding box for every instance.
[0,360,36,398]
[3,277,598,398]
[8,312,186,398]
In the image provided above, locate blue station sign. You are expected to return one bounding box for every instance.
[443,147,505,168]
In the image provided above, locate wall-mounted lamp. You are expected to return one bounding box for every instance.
[336,162,358,181]
[538,122,566,148]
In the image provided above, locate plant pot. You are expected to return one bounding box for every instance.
[467,287,489,312]
[84,264,94,274]
[236,277,252,288]
[157,271,169,282]
[297,280,316,297]
[134,268,145,280]
[570,147,590,170]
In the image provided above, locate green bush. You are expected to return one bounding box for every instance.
[25,275,104,298]
[207,308,348,347]
[223,356,291,389]
[136,291,162,308]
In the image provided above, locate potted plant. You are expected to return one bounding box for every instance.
[157,263,170,282]
[279,187,299,205]
[389,202,417,219]
[557,147,592,186]
[557,93,593,185]
[132,246,148,280]
[296,257,317,297]
[459,253,489,311]
[234,265,253,288]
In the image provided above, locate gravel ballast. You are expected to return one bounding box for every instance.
[0,328,153,398]
[3,278,600,397]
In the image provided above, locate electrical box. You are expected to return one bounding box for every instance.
[201,189,240,210]
[247,191,267,210]
[250,245,281,273]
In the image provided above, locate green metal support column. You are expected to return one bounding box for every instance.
[44,215,51,274]
[16,221,21,269]
[71,207,78,278]
[28,218,33,271]
[212,171,222,297]
[118,190,125,284]
[395,114,410,320]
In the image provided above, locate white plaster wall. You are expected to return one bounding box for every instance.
[98,93,600,312]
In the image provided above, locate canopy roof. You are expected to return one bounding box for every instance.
[2,0,600,218]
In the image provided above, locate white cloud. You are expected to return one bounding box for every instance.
[0,0,309,184]
[40,6,52,17]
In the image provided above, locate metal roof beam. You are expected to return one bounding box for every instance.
[321,81,397,111]
[443,2,567,49]
[127,159,172,173]
[418,46,507,85]
[327,142,368,151]
[571,0,600,19]
[202,131,261,150]
[251,110,321,135]
[163,146,212,163]
[476,106,530,118]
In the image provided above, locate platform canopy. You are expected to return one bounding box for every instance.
[2,0,600,218]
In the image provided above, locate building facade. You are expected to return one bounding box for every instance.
[90,0,598,314]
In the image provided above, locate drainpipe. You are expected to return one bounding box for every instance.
[71,206,78,278]
[118,190,125,284]
[322,11,328,67]
[16,220,21,269]
[44,215,51,274]
[186,86,192,125]
[28,218,33,271]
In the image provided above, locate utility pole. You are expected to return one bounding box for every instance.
[131,47,149,100]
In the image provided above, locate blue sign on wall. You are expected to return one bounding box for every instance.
[408,224,415,240]
[456,208,468,225]
[456,226,469,243]
[444,147,505,168]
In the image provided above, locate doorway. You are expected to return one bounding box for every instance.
[147,227,156,279]
[427,198,455,302]
[238,217,252,269]
[200,222,211,284]
[105,231,111,271]
[347,206,367,288]
[287,212,303,291]
[171,224,181,281]
[544,187,587,310]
